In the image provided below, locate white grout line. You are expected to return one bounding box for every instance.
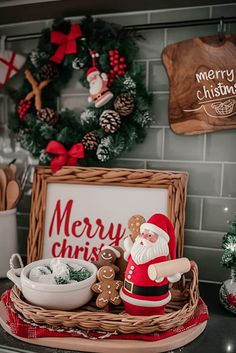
[164,28,168,47]
[220,163,225,197]
[61,93,88,98]
[142,157,236,165]
[199,279,222,284]
[199,197,203,230]
[185,228,224,234]
[145,60,149,91]
[202,134,207,161]
[209,6,213,19]
[161,127,165,160]
[184,245,223,252]
[149,91,169,94]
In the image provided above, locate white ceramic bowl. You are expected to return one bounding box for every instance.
[7,258,97,310]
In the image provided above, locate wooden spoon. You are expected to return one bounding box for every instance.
[9,163,17,180]
[3,166,14,183]
[6,180,21,210]
[0,168,7,210]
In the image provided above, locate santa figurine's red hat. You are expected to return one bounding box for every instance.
[86,66,100,81]
[140,213,176,260]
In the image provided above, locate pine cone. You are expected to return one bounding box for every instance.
[99,110,121,133]
[114,93,134,116]
[82,131,100,151]
[39,63,59,81]
[96,145,110,162]
[37,108,58,125]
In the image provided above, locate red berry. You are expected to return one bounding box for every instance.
[118,70,123,76]
[113,66,119,72]
[109,50,114,56]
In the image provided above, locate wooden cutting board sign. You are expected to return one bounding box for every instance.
[162,34,236,135]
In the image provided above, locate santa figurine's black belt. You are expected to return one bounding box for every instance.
[124,280,169,296]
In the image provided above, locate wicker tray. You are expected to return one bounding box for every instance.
[10,262,199,335]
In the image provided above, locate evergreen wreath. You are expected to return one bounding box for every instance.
[9,16,152,172]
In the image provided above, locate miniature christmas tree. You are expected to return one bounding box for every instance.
[219,216,236,314]
[67,264,91,282]
[222,217,236,280]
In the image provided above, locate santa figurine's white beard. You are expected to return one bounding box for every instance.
[131,235,169,265]
[89,76,102,94]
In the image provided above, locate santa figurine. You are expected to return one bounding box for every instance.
[120,213,182,316]
[86,66,113,108]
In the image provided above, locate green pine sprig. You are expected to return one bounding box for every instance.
[222,217,236,269]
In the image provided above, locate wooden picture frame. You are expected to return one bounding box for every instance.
[27,166,188,263]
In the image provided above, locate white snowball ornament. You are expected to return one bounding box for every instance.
[38,274,57,284]
[29,266,51,282]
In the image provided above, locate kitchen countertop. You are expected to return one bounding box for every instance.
[0,279,235,353]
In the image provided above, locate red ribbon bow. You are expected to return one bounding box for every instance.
[50,24,83,64]
[45,140,84,173]
[227,293,236,307]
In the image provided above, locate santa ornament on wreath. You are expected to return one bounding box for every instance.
[120,213,190,316]
[86,50,113,108]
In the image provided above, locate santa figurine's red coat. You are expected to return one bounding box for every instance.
[86,66,113,108]
[120,213,181,316]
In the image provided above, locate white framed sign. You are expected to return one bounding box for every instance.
[28,166,188,262]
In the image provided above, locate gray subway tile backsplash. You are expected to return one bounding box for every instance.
[150,7,210,23]
[211,4,236,17]
[184,246,230,282]
[137,30,165,59]
[185,197,202,229]
[122,128,163,159]
[147,161,222,196]
[1,3,236,283]
[167,24,218,45]
[16,213,30,229]
[185,229,224,249]
[150,93,169,126]
[222,164,236,198]
[206,130,236,162]
[0,20,48,36]
[17,227,28,256]
[108,159,146,169]
[99,13,148,26]
[149,61,169,91]
[202,198,236,232]
[164,129,204,161]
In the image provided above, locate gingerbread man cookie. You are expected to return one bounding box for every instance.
[128,214,146,242]
[93,246,121,273]
[91,266,123,308]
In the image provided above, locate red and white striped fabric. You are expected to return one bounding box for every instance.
[1,289,209,342]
